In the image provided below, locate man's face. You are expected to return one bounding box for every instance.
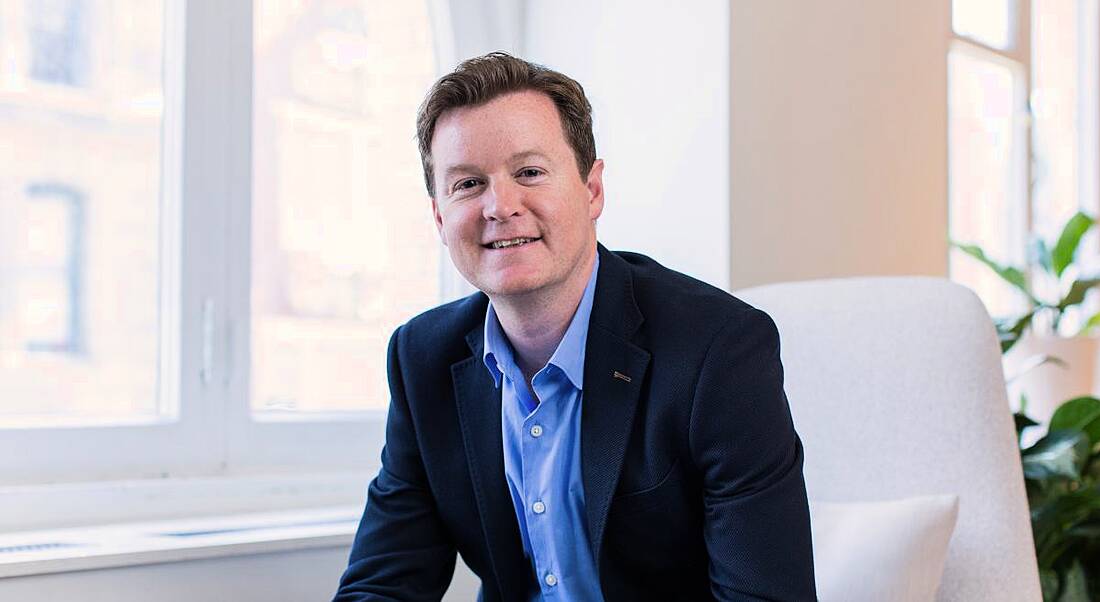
[430,90,604,300]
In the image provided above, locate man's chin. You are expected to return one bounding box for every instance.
[476,275,548,299]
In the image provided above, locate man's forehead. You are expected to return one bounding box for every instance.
[438,89,559,126]
[433,92,562,144]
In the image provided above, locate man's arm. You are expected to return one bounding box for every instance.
[334,325,457,601]
[688,307,816,601]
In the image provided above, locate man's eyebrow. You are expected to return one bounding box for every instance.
[441,163,481,180]
[509,150,551,163]
[440,151,553,180]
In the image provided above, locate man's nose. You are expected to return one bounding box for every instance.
[482,179,524,221]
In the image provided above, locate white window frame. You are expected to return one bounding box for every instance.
[0,0,476,504]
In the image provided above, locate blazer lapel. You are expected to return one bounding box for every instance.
[453,327,528,600]
[582,245,652,564]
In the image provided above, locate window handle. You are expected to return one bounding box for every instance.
[201,298,214,386]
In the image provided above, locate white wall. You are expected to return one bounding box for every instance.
[729,0,950,289]
[523,0,731,290]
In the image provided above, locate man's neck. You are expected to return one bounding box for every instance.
[490,248,597,385]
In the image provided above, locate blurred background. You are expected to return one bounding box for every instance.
[0,0,1095,599]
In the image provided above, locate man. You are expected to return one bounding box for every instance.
[335,52,815,601]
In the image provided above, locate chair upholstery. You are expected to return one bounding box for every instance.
[736,276,1041,601]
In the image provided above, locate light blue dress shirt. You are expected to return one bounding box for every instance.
[482,255,603,601]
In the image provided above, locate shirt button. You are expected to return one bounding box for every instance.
[544,573,558,587]
[530,424,543,438]
[532,501,546,514]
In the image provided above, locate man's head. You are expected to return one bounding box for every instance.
[416,52,597,198]
[418,53,605,300]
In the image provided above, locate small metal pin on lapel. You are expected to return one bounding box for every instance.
[612,370,632,383]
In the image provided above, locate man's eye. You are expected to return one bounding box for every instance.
[518,168,543,179]
[453,178,481,192]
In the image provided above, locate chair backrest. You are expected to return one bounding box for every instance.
[736,276,1041,601]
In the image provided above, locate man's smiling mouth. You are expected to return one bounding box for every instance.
[484,237,541,249]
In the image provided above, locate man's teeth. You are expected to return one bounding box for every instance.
[490,237,537,249]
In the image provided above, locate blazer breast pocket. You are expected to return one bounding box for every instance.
[606,458,702,575]
[611,458,684,517]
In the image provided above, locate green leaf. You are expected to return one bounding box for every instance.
[1067,522,1100,538]
[1058,278,1100,311]
[1006,354,1069,385]
[1030,487,1100,568]
[1078,311,1100,335]
[1032,238,1054,275]
[1056,561,1089,602]
[1052,212,1095,278]
[1039,568,1060,601]
[1049,397,1100,447]
[1023,430,1090,480]
[953,242,1038,304]
[1040,568,1061,601]
[999,311,1036,353]
[1016,411,1040,444]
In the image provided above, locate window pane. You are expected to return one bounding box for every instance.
[0,1,165,425]
[948,47,1029,318]
[1032,0,1081,241]
[252,0,439,414]
[953,0,1016,50]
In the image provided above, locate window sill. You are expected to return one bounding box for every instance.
[0,470,376,533]
[0,505,360,578]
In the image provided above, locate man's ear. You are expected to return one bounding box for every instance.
[585,159,605,221]
[431,196,448,246]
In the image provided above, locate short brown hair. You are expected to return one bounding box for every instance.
[416,52,596,197]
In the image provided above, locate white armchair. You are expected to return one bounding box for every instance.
[738,276,1041,601]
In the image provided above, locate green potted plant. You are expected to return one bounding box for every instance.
[1015,396,1100,600]
[953,211,1100,423]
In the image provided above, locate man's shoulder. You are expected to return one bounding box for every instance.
[610,249,760,328]
[395,290,489,360]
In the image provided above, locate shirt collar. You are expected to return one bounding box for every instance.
[482,253,600,390]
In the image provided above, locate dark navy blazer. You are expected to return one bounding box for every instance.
[335,244,816,601]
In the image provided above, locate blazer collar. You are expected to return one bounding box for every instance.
[461,244,644,357]
[455,243,651,583]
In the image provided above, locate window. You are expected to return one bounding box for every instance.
[948,0,1100,321]
[0,0,452,488]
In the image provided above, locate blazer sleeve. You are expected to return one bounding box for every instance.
[333,325,457,601]
[688,308,817,601]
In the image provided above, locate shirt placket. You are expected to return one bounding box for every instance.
[522,375,561,596]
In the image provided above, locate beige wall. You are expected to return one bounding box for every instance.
[730,1,950,289]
